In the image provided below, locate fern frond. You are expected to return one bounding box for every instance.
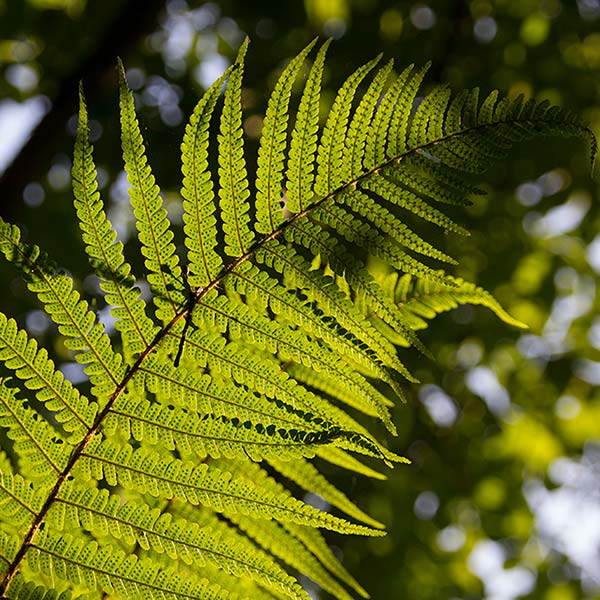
[408,84,452,148]
[177,328,373,439]
[361,174,470,235]
[73,84,157,360]
[287,360,394,419]
[129,353,330,431]
[334,190,457,264]
[286,214,435,355]
[0,40,594,599]
[118,60,184,321]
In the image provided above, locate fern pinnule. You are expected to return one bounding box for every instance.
[118,60,184,322]
[345,60,395,182]
[255,39,317,235]
[314,54,382,196]
[0,219,123,400]
[182,67,233,291]
[286,39,331,213]
[218,38,254,258]
[74,85,157,360]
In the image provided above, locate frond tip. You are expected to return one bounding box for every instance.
[0,39,592,600]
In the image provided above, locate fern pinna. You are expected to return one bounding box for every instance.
[0,39,593,599]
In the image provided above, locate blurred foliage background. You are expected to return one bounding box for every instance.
[1,0,600,598]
